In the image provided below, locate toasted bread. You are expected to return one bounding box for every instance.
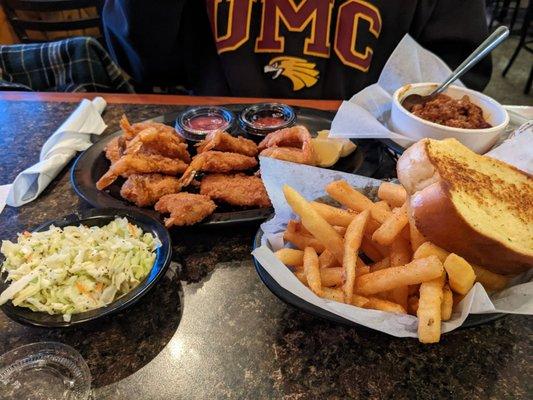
[397,138,533,274]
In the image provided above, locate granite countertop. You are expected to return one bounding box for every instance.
[0,100,530,399]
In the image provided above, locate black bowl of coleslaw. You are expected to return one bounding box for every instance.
[0,208,172,328]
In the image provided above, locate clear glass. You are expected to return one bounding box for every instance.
[0,342,91,400]
[239,103,295,137]
[176,106,234,141]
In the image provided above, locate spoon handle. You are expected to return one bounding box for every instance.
[434,26,509,96]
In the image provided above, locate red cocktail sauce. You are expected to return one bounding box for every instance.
[251,116,286,129]
[185,115,226,131]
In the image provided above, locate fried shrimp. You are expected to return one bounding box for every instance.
[178,151,258,188]
[96,154,189,190]
[200,174,271,208]
[120,174,183,207]
[257,125,316,165]
[196,130,258,157]
[155,193,216,227]
[125,127,191,162]
[120,115,184,142]
[104,136,125,164]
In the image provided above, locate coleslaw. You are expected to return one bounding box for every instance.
[0,217,160,322]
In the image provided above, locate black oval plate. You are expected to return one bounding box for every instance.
[0,208,172,327]
[71,105,385,227]
[251,227,504,332]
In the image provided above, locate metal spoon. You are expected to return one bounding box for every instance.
[402,26,509,111]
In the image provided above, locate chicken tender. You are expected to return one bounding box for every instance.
[200,174,271,208]
[96,154,189,190]
[196,131,258,157]
[120,174,183,207]
[155,193,216,227]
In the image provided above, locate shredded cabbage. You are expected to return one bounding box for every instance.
[0,218,160,322]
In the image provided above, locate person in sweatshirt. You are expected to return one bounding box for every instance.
[102,0,492,98]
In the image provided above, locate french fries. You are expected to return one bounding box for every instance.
[413,242,449,263]
[303,247,322,296]
[365,297,406,314]
[406,201,426,252]
[342,210,369,303]
[273,180,511,344]
[275,248,304,267]
[374,201,391,212]
[284,220,325,253]
[441,284,453,321]
[388,236,411,310]
[355,256,444,296]
[296,267,343,287]
[322,287,344,302]
[418,275,445,343]
[471,264,510,291]
[371,203,408,246]
[377,182,407,208]
[370,256,390,272]
[443,253,476,295]
[284,185,344,263]
[318,249,340,269]
[310,201,357,227]
[326,180,391,223]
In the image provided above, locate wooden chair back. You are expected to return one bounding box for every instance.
[1,0,103,43]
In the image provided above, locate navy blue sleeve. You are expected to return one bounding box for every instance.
[102,0,186,87]
[413,0,492,91]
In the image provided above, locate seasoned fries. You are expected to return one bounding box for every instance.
[283,221,326,253]
[296,267,343,287]
[418,275,444,343]
[322,287,344,302]
[273,180,511,344]
[444,253,476,295]
[284,185,344,263]
[303,247,323,296]
[471,264,510,291]
[406,201,426,252]
[370,256,390,272]
[326,180,391,223]
[371,203,408,246]
[377,182,407,208]
[310,201,356,227]
[318,249,340,269]
[413,242,449,263]
[365,297,406,314]
[275,248,304,267]
[342,210,369,303]
[355,256,444,296]
[441,284,453,321]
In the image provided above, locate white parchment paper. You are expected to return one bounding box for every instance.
[329,34,465,141]
[252,157,533,338]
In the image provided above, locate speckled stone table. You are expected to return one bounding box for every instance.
[0,98,531,400]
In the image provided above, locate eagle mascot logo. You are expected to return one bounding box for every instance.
[264,56,319,91]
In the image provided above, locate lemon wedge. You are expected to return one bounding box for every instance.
[316,130,357,157]
[339,140,357,157]
[312,138,343,167]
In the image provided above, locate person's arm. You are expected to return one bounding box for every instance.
[411,0,492,91]
[102,0,186,88]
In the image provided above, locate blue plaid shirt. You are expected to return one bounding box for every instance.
[0,37,134,92]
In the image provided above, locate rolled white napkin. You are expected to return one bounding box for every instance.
[6,97,107,207]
